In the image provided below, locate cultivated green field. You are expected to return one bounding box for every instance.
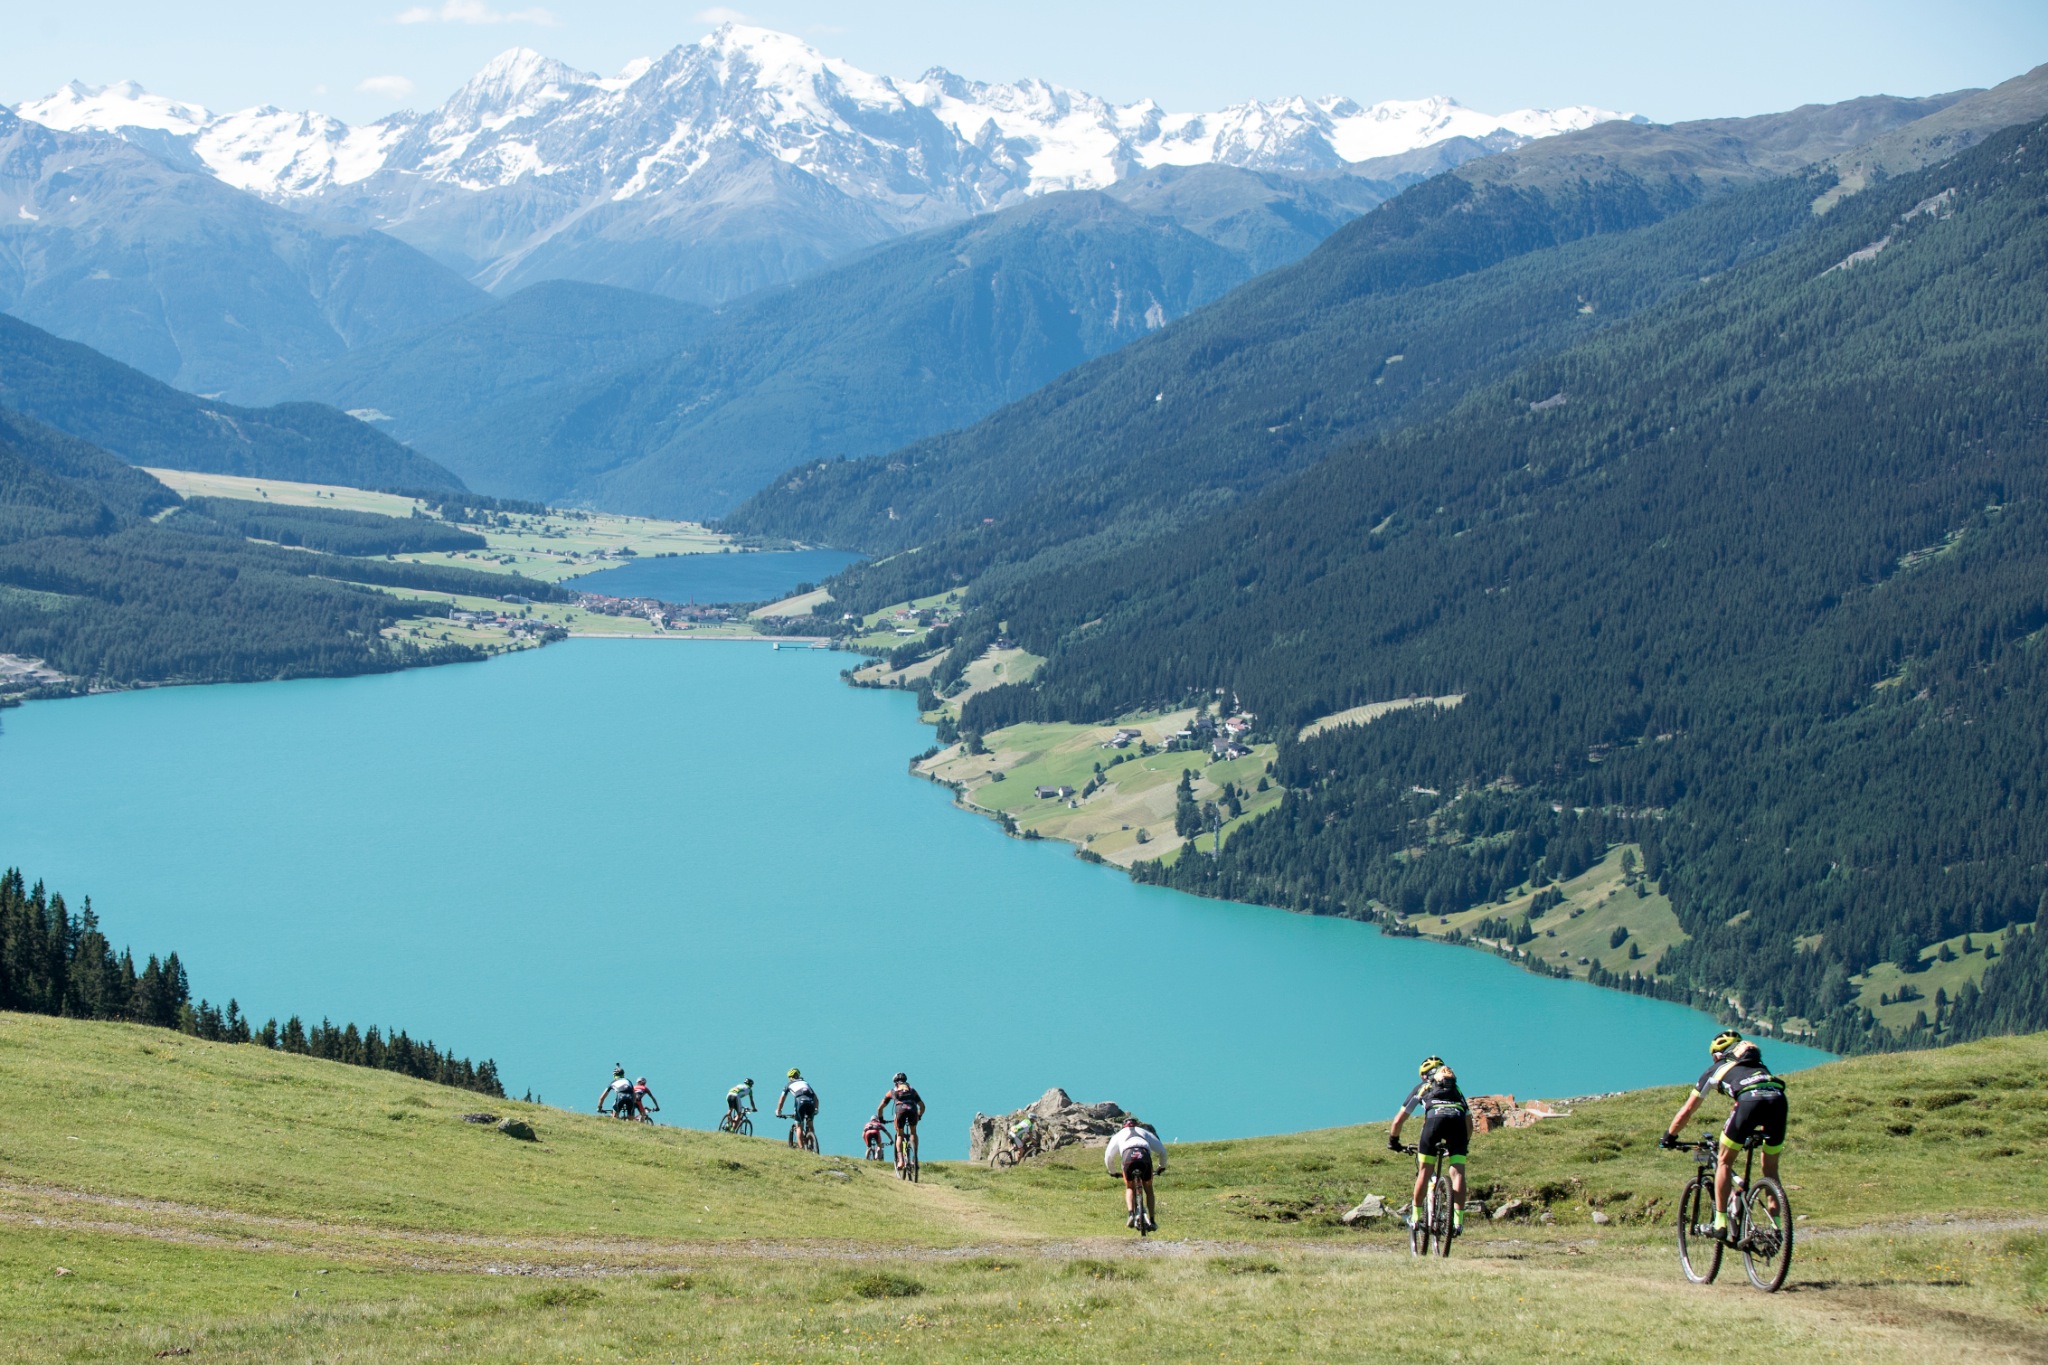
[143,467,728,585]
[919,713,1281,865]
[1413,844,1690,988]
[3,1014,2045,1362]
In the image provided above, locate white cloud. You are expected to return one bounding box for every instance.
[396,1,560,25]
[356,75,417,99]
[696,6,748,23]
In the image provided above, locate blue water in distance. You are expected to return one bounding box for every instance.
[573,549,861,604]
[0,642,1827,1156]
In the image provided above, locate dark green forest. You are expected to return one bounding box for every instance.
[0,312,464,491]
[0,869,503,1096]
[873,118,2048,1052]
[176,497,488,556]
[723,94,1963,602]
[0,409,565,688]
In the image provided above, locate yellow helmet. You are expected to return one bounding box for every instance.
[1710,1031,1742,1057]
[787,1067,801,1078]
[1419,1055,1446,1078]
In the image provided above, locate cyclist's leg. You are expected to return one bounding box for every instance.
[1121,1170,1138,1217]
[1141,1175,1156,1222]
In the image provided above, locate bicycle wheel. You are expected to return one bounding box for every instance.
[737,1115,752,1137]
[1432,1173,1455,1258]
[1741,1176,1793,1292]
[1677,1175,1723,1284]
[906,1133,919,1182]
[1409,1184,1432,1258]
[992,1144,1015,1169]
[804,1123,819,1154]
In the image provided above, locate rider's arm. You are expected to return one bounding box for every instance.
[1147,1130,1166,1173]
[1665,1089,1703,1140]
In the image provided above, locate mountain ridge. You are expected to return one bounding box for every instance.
[12,25,1635,303]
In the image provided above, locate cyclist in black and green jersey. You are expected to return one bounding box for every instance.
[1660,1031,1789,1240]
[1389,1055,1472,1235]
[726,1078,756,1126]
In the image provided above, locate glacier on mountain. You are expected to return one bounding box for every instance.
[12,25,1635,299]
[17,25,1630,201]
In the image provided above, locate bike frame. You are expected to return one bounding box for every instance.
[1403,1141,1456,1258]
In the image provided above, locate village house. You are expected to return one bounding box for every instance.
[1034,785,1076,800]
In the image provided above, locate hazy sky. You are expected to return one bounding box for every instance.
[2,0,2041,125]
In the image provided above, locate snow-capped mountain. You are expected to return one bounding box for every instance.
[15,26,1634,301]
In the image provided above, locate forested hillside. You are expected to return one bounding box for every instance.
[946,119,2048,1051]
[0,410,562,687]
[0,868,503,1095]
[0,314,464,490]
[724,91,1967,578]
[274,182,1389,517]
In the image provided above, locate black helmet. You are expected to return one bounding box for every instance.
[893,1071,908,1083]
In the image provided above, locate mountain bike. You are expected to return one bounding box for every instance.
[1113,1167,1159,1236]
[992,1127,1042,1168]
[1403,1141,1456,1258]
[895,1121,920,1182]
[1671,1131,1792,1291]
[784,1108,820,1153]
[718,1104,754,1136]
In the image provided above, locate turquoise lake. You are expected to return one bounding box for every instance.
[573,548,862,604]
[0,641,1827,1156]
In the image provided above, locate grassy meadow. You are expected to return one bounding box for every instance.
[4,1013,2043,1361]
[918,713,1281,865]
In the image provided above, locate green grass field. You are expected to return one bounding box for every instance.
[4,1013,2044,1361]
[1852,927,2015,1033]
[918,713,1280,865]
[142,467,729,586]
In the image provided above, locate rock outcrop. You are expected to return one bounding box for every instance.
[968,1087,1128,1163]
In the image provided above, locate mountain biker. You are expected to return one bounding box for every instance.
[1104,1116,1166,1231]
[596,1064,636,1118]
[726,1078,757,1127]
[776,1068,819,1138]
[875,1072,925,1168]
[1389,1055,1471,1236]
[632,1076,660,1121]
[863,1114,890,1160]
[1007,1114,1039,1158]
[1660,1031,1789,1241]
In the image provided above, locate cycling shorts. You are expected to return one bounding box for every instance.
[1418,1111,1470,1163]
[895,1110,920,1132]
[1720,1090,1787,1154]
[728,1094,747,1113]
[793,1095,818,1121]
[1121,1147,1155,1180]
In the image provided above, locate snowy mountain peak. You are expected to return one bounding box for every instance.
[18,79,211,135]
[443,48,594,125]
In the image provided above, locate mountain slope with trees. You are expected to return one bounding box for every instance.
[0,314,464,490]
[723,90,1977,583]
[0,110,486,402]
[0,409,560,688]
[942,118,2048,1051]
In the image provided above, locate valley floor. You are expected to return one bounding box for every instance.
[2,1014,2043,1362]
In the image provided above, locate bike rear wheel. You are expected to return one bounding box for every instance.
[737,1115,752,1137]
[899,1130,919,1182]
[804,1121,819,1154]
[992,1145,1015,1169]
[1677,1175,1723,1284]
[1432,1172,1455,1257]
[1740,1176,1793,1292]
[1409,1184,1432,1258]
